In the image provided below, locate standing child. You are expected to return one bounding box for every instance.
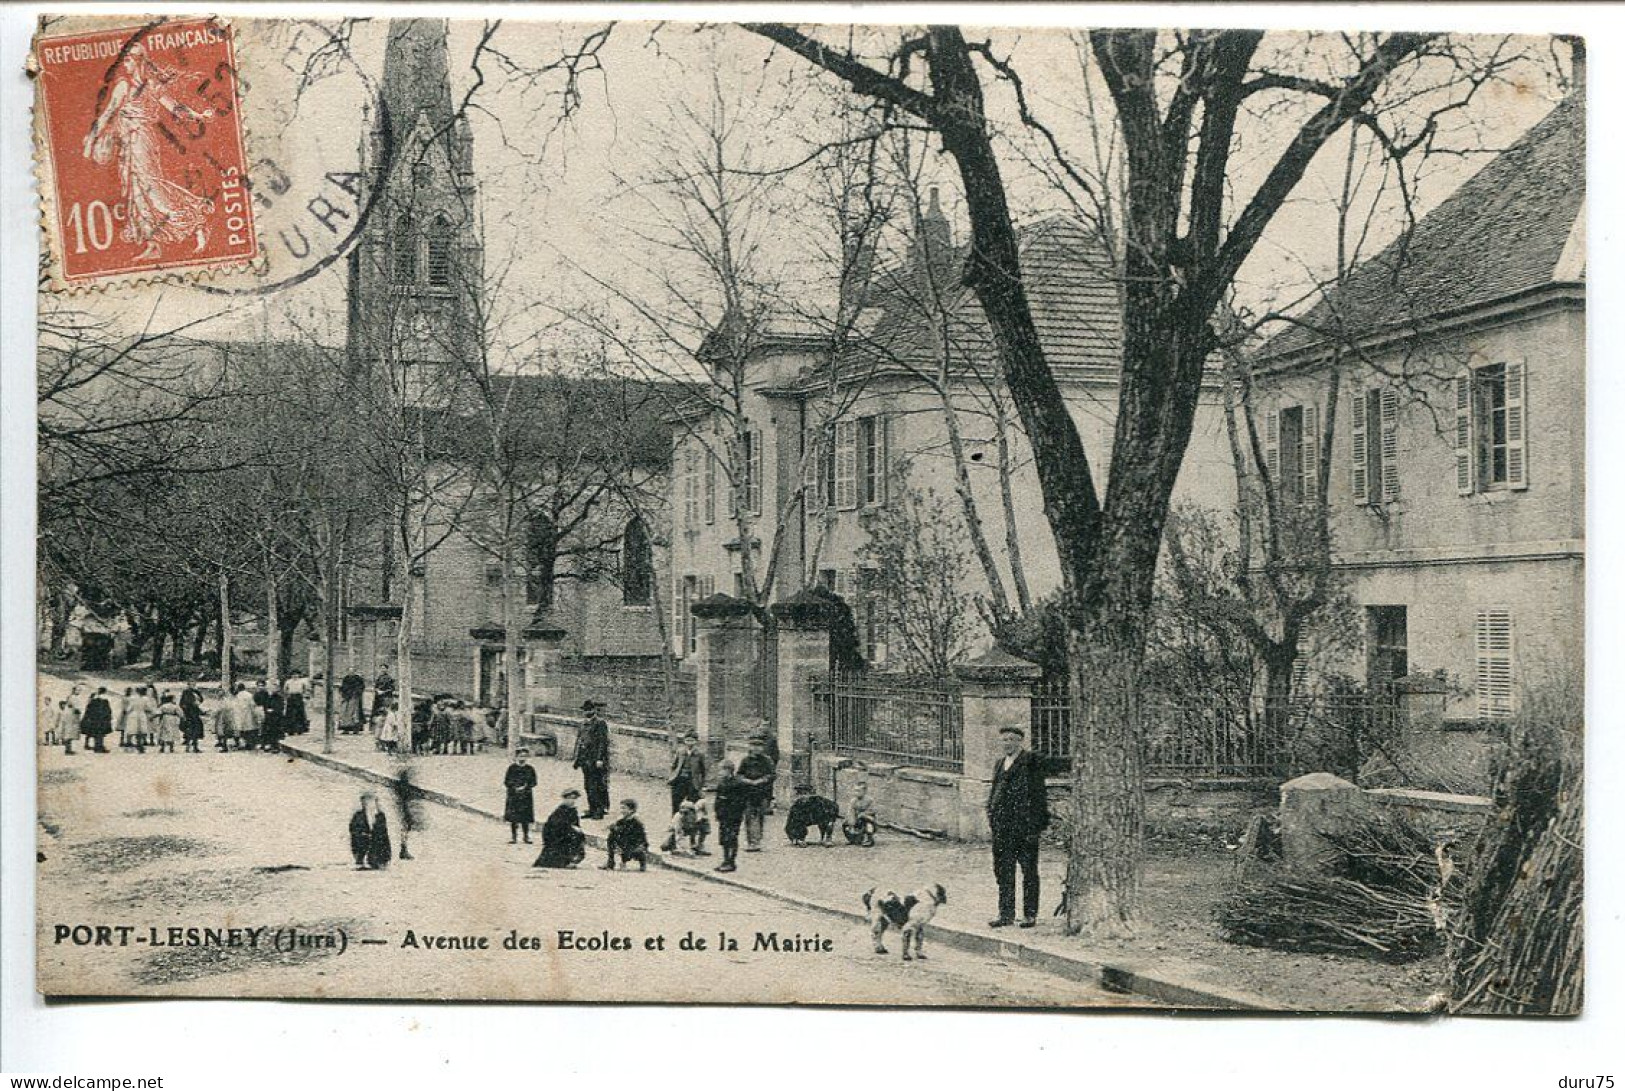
[154,692,181,753]
[712,760,748,873]
[601,799,649,871]
[843,786,878,846]
[56,700,81,755]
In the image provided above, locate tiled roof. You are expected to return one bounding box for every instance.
[1263,95,1585,360]
[810,214,1124,388]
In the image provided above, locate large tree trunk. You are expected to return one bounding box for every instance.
[1065,623,1147,934]
[502,530,522,761]
[218,571,234,692]
[265,563,281,688]
[395,556,416,746]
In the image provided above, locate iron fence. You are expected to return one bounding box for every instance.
[812,670,963,772]
[1029,679,1400,779]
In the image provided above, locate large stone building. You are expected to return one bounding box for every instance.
[1255,95,1585,720]
[339,20,673,703]
[667,198,1237,668]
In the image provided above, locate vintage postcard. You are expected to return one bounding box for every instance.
[32,14,1584,1011]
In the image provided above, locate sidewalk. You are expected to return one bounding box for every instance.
[280,732,1443,1011]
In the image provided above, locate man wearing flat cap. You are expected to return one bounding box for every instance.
[986,724,1048,928]
[573,699,612,819]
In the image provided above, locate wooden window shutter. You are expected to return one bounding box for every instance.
[1301,403,1319,504]
[834,419,858,510]
[1379,387,1401,502]
[802,429,820,511]
[704,451,717,525]
[1264,408,1280,488]
[747,429,764,514]
[1474,608,1515,719]
[879,415,892,504]
[1506,361,1528,490]
[1455,372,1475,495]
[1350,389,1369,504]
[672,579,684,657]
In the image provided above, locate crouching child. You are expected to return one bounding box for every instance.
[602,799,649,871]
[842,786,878,846]
[660,800,711,856]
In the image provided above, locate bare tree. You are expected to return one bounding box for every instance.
[742,23,1534,933]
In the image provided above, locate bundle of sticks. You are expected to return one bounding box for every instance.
[1448,698,1583,1015]
[1216,812,1456,962]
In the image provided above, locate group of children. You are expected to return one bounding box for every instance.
[44,684,201,755]
[526,779,880,877]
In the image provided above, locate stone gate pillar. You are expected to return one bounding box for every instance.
[692,594,759,762]
[954,648,1042,840]
[522,618,568,717]
[770,591,832,799]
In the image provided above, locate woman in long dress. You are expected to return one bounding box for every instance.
[81,41,215,260]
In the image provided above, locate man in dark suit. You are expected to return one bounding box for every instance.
[986,724,1048,928]
[573,700,611,819]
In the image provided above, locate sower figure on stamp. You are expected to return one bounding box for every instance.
[81,42,216,260]
[349,791,392,870]
[504,749,538,844]
[986,725,1049,929]
[573,699,611,819]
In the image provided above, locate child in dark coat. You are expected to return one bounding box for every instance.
[601,799,649,871]
[712,761,748,873]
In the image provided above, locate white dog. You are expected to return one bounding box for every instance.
[861,884,948,961]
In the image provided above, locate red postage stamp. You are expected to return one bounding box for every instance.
[33,17,258,288]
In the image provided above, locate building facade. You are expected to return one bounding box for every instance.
[667,207,1237,668]
[1256,96,1585,720]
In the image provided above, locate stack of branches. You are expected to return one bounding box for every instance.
[1216,811,1457,963]
[1449,679,1583,1015]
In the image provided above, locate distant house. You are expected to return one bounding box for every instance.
[1255,96,1585,719]
[668,196,1237,667]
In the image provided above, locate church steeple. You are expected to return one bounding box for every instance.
[347,18,481,409]
[380,20,455,153]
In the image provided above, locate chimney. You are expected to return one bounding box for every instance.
[914,186,953,272]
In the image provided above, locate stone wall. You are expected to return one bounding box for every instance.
[524,712,677,782]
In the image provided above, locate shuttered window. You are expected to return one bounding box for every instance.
[743,429,763,515]
[703,451,717,525]
[859,415,890,505]
[1474,608,1515,720]
[1266,404,1317,506]
[834,419,858,510]
[1353,386,1400,505]
[682,445,700,526]
[1461,363,1530,494]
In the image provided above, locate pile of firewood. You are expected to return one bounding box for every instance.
[1448,681,1583,1015]
[1216,812,1456,963]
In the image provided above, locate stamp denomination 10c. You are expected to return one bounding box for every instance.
[33,17,259,288]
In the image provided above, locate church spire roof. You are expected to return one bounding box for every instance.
[378,19,455,159]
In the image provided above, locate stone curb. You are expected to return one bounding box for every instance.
[283,742,1278,1011]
